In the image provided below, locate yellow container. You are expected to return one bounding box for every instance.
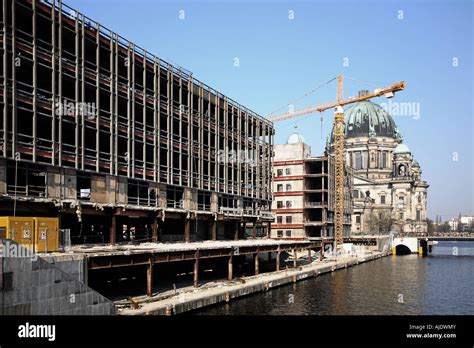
[34,217,59,253]
[0,216,35,251]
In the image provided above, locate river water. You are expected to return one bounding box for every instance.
[195,241,474,315]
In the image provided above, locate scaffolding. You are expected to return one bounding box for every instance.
[0,0,275,244]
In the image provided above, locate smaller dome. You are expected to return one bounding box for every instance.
[412,159,420,167]
[287,127,305,144]
[394,143,411,154]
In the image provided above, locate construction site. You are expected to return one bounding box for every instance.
[0,0,405,315]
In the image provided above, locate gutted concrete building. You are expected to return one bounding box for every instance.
[271,129,352,239]
[0,0,274,244]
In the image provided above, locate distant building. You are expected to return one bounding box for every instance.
[271,129,352,239]
[327,93,429,235]
[448,216,474,231]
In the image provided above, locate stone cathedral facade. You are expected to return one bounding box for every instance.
[327,96,429,235]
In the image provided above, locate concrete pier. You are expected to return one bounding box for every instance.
[118,250,389,315]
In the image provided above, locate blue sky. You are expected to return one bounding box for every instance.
[66,0,472,221]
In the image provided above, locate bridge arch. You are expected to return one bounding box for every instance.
[395,244,411,255]
[392,237,418,254]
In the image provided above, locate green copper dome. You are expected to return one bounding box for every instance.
[344,100,401,140]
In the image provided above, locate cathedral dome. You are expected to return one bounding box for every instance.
[394,143,411,154]
[343,97,401,140]
[287,128,305,144]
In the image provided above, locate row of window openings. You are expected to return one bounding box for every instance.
[353,192,421,205]
[276,216,293,224]
[276,184,292,192]
[276,230,292,237]
[350,151,388,170]
[276,168,292,176]
[355,210,422,224]
[276,201,293,208]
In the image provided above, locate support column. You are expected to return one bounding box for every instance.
[308,248,312,263]
[234,221,239,240]
[184,218,190,243]
[146,259,154,297]
[210,219,217,241]
[193,252,199,288]
[110,213,116,246]
[319,246,324,260]
[252,221,257,239]
[276,250,280,271]
[254,253,259,275]
[228,255,233,280]
[293,249,297,268]
[151,216,158,243]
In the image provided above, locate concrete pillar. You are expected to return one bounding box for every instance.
[110,214,116,246]
[276,251,280,271]
[293,249,297,268]
[234,221,239,240]
[228,255,233,280]
[146,261,154,297]
[308,249,312,263]
[252,221,257,239]
[210,219,217,241]
[151,216,158,243]
[254,253,259,275]
[319,246,324,260]
[193,254,199,288]
[184,218,190,243]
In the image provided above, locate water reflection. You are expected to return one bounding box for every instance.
[194,254,474,315]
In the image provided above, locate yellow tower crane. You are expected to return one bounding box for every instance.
[268,75,406,247]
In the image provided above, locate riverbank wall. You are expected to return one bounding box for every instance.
[119,250,389,315]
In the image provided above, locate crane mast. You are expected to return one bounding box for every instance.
[268,75,406,247]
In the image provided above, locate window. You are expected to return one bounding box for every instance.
[286,201,292,208]
[356,215,361,224]
[277,230,283,237]
[381,195,386,204]
[361,152,367,169]
[277,216,283,224]
[381,152,387,168]
[286,184,292,191]
[277,184,283,192]
[399,213,404,220]
[416,210,421,221]
[355,152,362,170]
[353,190,359,198]
[398,197,404,208]
[418,195,422,203]
[277,169,283,177]
[286,230,291,237]
[286,216,292,224]
[286,168,291,175]
[277,201,283,208]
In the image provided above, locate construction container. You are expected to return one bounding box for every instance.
[34,217,59,253]
[0,216,35,251]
